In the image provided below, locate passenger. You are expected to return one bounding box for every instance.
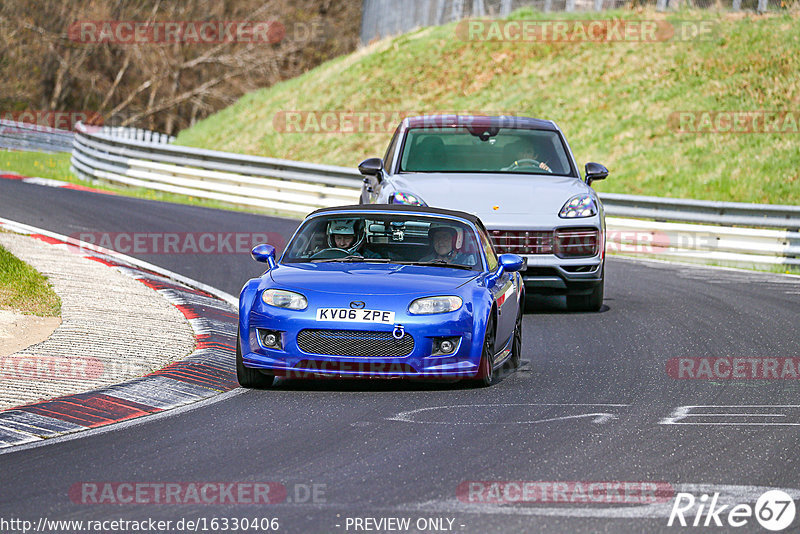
[420,226,472,265]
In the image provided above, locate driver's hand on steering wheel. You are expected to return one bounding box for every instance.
[538,161,551,172]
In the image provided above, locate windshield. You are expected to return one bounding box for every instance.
[283,213,483,270]
[399,126,574,175]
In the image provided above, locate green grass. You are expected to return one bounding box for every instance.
[176,9,800,205]
[0,150,303,219]
[0,151,73,182]
[0,242,61,316]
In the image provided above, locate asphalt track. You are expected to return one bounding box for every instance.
[1,178,800,534]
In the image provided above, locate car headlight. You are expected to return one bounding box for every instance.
[559,194,597,218]
[262,289,307,310]
[408,296,462,315]
[390,191,427,206]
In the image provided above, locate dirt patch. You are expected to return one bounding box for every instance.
[0,309,60,358]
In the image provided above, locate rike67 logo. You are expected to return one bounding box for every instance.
[668,490,796,531]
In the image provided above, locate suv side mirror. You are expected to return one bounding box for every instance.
[358,157,383,178]
[585,162,609,186]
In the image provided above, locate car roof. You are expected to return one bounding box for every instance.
[307,204,483,226]
[403,114,558,131]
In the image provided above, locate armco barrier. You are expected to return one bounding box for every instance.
[71,122,360,214]
[1,120,74,153]
[69,122,799,269]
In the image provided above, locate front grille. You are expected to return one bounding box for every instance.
[297,329,415,357]
[555,228,599,258]
[523,267,560,277]
[490,230,554,254]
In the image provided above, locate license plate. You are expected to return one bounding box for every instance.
[316,308,395,324]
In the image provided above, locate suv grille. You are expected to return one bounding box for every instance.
[490,228,600,257]
[490,230,554,254]
[555,228,599,257]
[297,329,415,357]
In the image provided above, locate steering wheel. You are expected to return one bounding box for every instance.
[310,248,359,260]
[506,158,552,173]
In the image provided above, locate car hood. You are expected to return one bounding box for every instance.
[391,173,593,225]
[269,263,479,295]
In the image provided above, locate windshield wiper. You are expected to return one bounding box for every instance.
[312,255,391,263]
[397,260,474,270]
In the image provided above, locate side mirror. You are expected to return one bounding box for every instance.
[498,253,524,273]
[358,157,384,178]
[251,243,277,269]
[585,162,609,186]
[486,254,524,287]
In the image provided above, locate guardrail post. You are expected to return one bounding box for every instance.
[451,0,465,21]
[756,0,767,12]
[566,0,576,11]
[656,0,668,11]
[732,0,741,10]
[594,0,604,10]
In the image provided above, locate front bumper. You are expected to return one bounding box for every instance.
[520,255,603,295]
[241,310,483,378]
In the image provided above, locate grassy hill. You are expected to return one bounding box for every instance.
[176,9,800,205]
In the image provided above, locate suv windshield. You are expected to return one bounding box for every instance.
[399,127,574,175]
[283,214,483,270]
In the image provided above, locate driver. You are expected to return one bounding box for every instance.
[505,140,551,173]
[326,219,379,258]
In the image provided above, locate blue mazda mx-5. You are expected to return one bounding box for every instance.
[237,204,525,388]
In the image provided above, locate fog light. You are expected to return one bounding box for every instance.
[258,329,282,350]
[432,336,460,356]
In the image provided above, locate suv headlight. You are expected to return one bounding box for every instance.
[390,191,427,206]
[262,289,307,310]
[408,296,462,315]
[559,194,597,218]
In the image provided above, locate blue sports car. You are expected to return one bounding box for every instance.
[237,204,525,388]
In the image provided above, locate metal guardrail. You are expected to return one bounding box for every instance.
[71,123,361,214]
[600,193,800,230]
[0,120,74,153]
[70,122,798,269]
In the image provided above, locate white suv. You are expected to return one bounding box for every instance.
[359,115,608,311]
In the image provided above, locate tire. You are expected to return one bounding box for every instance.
[566,268,604,312]
[236,330,275,389]
[471,314,496,387]
[509,304,523,368]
